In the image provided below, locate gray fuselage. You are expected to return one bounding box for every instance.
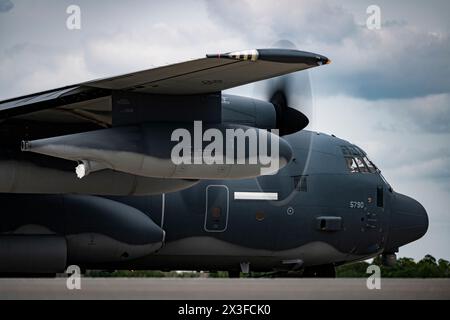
[102,130,427,272]
[0,130,428,274]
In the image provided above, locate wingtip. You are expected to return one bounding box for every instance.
[316,55,331,66]
[207,48,331,67]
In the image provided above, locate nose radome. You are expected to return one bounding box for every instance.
[385,192,429,252]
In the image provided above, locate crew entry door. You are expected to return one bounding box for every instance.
[204,185,229,232]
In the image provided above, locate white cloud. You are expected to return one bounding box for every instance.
[0,43,96,98]
[0,0,13,13]
[83,22,248,77]
[208,0,450,99]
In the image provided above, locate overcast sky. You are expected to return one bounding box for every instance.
[1,0,449,260]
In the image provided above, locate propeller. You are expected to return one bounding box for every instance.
[255,40,317,201]
[256,39,315,136]
[268,75,310,136]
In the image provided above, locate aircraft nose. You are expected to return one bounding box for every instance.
[385,192,428,252]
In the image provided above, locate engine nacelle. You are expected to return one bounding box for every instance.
[221,94,276,130]
[0,159,199,195]
[222,94,309,136]
[22,122,292,180]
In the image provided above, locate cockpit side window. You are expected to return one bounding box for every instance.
[345,157,359,173]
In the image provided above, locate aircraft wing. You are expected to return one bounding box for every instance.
[86,49,330,94]
[0,48,330,122]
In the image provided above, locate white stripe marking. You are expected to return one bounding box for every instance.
[234,192,278,201]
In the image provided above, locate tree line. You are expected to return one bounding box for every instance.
[85,254,450,278]
[336,254,450,278]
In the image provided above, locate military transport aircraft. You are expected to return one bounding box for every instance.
[0,47,428,277]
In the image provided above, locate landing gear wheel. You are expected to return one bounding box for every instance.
[302,264,336,278]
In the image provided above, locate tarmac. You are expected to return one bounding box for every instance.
[0,278,449,299]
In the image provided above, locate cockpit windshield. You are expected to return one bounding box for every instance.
[341,145,393,191]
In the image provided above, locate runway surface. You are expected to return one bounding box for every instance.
[1,278,449,300]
